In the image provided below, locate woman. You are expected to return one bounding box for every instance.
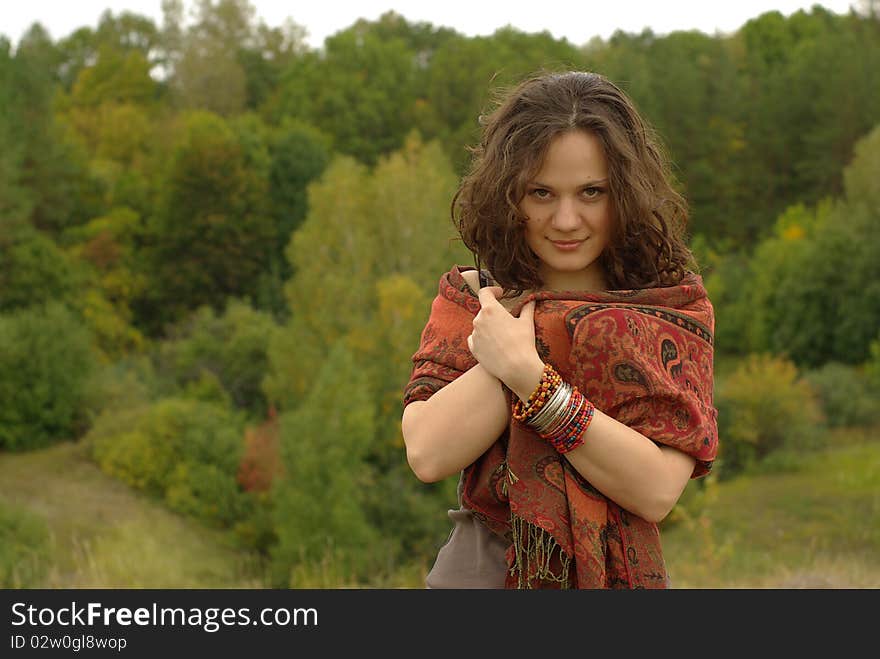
[401,71,718,589]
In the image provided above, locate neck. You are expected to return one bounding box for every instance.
[539,267,608,293]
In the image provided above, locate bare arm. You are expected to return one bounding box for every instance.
[567,415,696,523]
[402,363,508,483]
[402,271,513,483]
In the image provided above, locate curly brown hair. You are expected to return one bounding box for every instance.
[452,70,696,295]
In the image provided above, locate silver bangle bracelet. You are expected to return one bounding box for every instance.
[540,390,584,437]
[531,381,569,426]
[530,381,572,433]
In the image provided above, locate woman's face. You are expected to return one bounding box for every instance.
[519,129,612,292]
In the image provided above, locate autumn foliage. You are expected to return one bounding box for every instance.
[237,406,283,493]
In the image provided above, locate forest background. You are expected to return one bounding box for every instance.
[1,0,878,588]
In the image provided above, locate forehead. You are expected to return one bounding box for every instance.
[530,129,608,182]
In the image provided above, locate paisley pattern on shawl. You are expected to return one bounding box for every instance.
[404,265,718,589]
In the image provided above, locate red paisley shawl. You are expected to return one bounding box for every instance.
[404,265,719,589]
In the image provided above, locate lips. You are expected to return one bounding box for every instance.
[549,238,585,251]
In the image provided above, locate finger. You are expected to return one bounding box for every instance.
[477,286,504,308]
[466,333,474,354]
[519,299,537,321]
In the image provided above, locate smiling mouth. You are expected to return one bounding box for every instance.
[549,239,585,252]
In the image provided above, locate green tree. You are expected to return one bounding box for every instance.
[645,32,748,238]
[715,353,824,476]
[53,9,162,88]
[352,274,459,558]
[64,46,156,109]
[833,119,880,357]
[55,45,159,219]
[137,111,275,334]
[743,201,834,360]
[262,118,332,316]
[64,207,148,358]
[0,224,84,312]
[272,21,420,164]
[739,124,880,366]
[422,28,585,171]
[0,39,34,224]
[367,134,471,290]
[0,302,95,450]
[9,26,99,234]
[787,10,880,206]
[264,134,469,410]
[267,119,331,244]
[732,8,880,241]
[263,137,470,568]
[263,155,374,410]
[168,0,255,114]
[239,18,307,110]
[270,341,383,586]
[86,397,249,527]
[156,298,277,417]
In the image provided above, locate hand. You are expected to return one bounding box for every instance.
[467,286,542,397]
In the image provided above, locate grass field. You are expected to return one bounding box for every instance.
[663,426,880,588]
[0,441,265,588]
[1,429,877,589]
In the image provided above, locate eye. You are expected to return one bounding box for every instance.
[529,188,552,200]
[582,186,605,199]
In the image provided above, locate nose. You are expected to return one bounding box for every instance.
[551,196,581,232]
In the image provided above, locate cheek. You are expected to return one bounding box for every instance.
[594,203,614,234]
[524,218,546,244]
[519,200,540,222]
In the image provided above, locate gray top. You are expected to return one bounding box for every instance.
[425,473,509,589]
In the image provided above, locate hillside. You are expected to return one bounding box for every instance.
[2,432,877,588]
[663,428,880,588]
[0,441,264,588]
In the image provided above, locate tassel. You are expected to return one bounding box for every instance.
[509,513,573,589]
[499,461,518,498]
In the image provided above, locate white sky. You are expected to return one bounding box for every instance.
[1,0,860,50]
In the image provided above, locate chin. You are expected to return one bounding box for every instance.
[544,255,599,271]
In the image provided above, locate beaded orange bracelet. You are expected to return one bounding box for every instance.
[511,363,561,422]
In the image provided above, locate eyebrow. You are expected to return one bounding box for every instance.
[529,178,609,188]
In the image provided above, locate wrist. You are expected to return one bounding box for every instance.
[507,356,547,403]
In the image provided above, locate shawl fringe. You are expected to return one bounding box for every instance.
[510,513,574,589]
